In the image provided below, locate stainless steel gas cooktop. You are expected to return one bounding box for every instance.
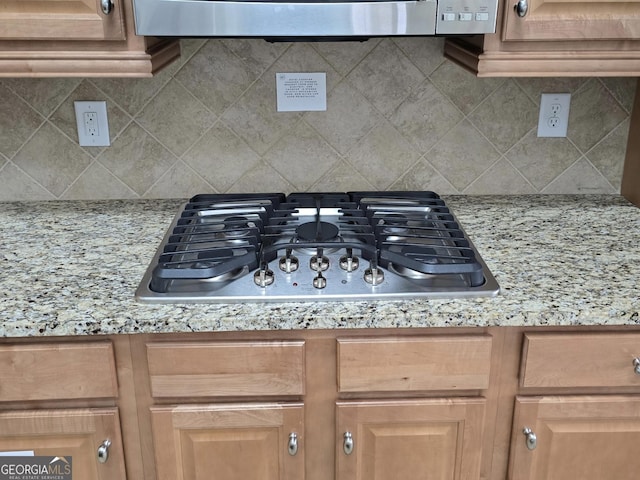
[135,191,499,303]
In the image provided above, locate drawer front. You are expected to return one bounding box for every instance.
[521,332,640,389]
[0,342,118,402]
[147,340,305,398]
[337,335,492,393]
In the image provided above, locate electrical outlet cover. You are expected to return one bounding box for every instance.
[74,101,110,147]
[537,93,571,138]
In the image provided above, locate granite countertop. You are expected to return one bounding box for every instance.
[1,195,639,337]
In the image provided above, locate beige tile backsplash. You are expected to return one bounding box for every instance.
[0,38,635,201]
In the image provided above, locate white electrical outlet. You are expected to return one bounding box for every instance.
[74,101,110,146]
[537,93,571,138]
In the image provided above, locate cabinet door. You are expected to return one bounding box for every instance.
[336,398,485,480]
[503,0,640,41]
[151,403,304,480]
[509,395,640,480]
[0,0,125,40]
[0,408,126,480]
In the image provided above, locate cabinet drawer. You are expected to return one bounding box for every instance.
[521,332,640,389]
[0,342,118,402]
[147,341,305,398]
[337,335,492,393]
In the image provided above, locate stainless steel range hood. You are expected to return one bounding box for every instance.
[131,0,498,38]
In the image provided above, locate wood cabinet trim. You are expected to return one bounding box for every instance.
[622,78,640,207]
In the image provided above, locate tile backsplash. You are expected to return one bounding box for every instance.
[0,38,635,201]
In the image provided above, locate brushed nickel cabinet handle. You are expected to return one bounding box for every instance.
[633,358,640,375]
[523,427,537,450]
[97,439,111,463]
[515,0,528,17]
[288,433,298,456]
[343,432,354,455]
[101,0,114,15]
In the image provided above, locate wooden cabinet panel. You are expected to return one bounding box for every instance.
[0,0,126,40]
[337,335,492,393]
[444,0,640,76]
[146,341,305,398]
[503,0,640,41]
[509,395,640,480]
[336,398,486,480]
[0,341,118,401]
[520,333,640,389]
[0,407,127,480]
[150,403,304,480]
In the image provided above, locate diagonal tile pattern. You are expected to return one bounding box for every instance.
[0,38,634,200]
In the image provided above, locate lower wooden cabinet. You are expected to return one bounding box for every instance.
[508,395,640,480]
[4,328,640,480]
[150,403,305,480]
[336,398,486,480]
[0,408,127,480]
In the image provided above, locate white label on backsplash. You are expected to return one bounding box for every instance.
[276,73,327,112]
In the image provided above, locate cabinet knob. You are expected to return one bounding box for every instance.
[97,439,111,463]
[633,358,640,375]
[523,427,537,450]
[514,0,528,17]
[288,433,298,456]
[101,0,114,15]
[343,432,354,455]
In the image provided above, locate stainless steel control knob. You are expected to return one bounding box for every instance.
[364,266,384,285]
[313,272,327,289]
[339,249,359,272]
[310,255,330,272]
[279,254,299,273]
[253,268,275,287]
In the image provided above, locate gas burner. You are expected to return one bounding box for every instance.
[136,191,499,303]
[387,263,432,279]
[202,266,249,283]
[295,221,339,242]
[220,216,254,239]
[376,214,410,235]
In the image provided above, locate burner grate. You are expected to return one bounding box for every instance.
[137,191,499,301]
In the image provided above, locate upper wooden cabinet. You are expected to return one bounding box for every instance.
[503,0,640,41]
[444,0,640,76]
[0,0,125,41]
[0,0,179,77]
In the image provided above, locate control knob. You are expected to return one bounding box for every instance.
[253,268,275,287]
[313,272,327,289]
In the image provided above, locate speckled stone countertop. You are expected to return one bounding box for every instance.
[1,195,639,337]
